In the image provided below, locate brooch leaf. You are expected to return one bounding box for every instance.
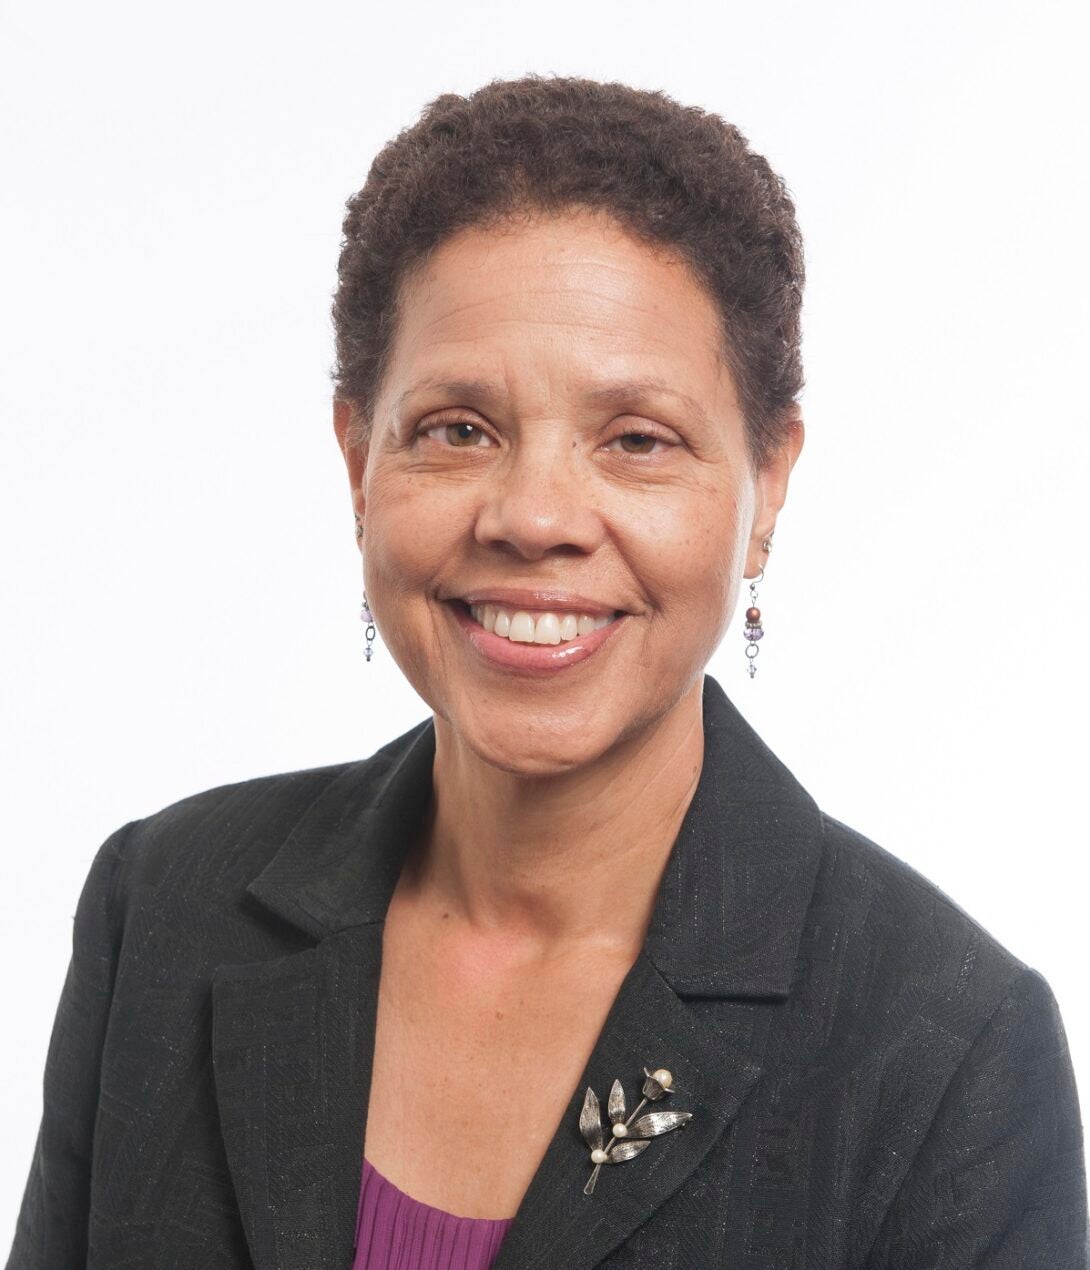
[579,1066,693,1195]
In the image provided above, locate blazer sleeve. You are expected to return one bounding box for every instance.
[5,820,135,1270]
[865,964,1089,1269]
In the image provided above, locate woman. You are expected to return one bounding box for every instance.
[7,75,1087,1270]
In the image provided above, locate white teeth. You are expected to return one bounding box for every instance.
[509,612,536,643]
[533,613,561,645]
[466,603,617,644]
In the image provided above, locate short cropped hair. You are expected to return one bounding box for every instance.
[332,74,805,471]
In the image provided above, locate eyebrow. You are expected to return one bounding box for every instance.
[392,378,499,415]
[392,375,711,425]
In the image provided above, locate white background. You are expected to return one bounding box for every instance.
[2,0,1087,1243]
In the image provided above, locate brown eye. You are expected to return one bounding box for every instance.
[444,422,488,447]
[613,432,663,455]
[418,419,496,448]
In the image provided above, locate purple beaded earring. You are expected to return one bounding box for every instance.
[360,593,377,662]
[354,513,377,663]
[744,535,773,678]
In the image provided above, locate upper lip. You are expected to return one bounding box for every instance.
[449,588,624,617]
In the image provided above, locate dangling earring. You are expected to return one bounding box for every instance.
[744,535,773,678]
[360,590,377,662]
[354,513,376,663]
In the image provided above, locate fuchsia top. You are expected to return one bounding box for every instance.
[353,1157,515,1269]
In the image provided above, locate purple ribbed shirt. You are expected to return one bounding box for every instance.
[353,1157,514,1270]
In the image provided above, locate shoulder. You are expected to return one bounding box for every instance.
[819,808,1027,966]
[816,817,1087,1262]
[813,809,1043,1039]
[111,724,425,904]
[800,812,1082,1177]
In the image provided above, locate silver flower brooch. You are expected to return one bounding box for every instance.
[579,1066,693,1195]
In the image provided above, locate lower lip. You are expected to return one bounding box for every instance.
[444,601,628,676]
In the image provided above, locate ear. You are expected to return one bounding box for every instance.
[333,398,369,542]
[744,413,804,578]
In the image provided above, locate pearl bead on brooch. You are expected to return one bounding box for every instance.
[580,1064,693,1195]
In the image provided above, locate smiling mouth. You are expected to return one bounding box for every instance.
[452,599,621,646]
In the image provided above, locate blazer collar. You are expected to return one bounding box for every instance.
[244,672,824,1000]
[212,673,825,1269]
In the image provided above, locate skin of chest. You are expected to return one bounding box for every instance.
[362,897,639,1220]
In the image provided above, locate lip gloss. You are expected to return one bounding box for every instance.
[444,600,628,676]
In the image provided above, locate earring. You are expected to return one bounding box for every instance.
[360,590,377,662]
[354,516,377,662]
[744,535,773,679]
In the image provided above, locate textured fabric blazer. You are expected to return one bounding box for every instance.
[7,674,1088,1269]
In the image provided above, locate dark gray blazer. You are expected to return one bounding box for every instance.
[7,674,1088,1268]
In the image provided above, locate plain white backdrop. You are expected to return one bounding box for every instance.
[2,0,1087,1243]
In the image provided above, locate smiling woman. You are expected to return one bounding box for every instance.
[335,205,788,753]
[7,75,1087,1270]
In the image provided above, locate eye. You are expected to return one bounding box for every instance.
[604,430,673,456]
[420,420,497,448]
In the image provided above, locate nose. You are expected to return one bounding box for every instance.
[472,433,605,560]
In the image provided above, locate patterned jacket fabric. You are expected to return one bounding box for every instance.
[6,673,1088,1268]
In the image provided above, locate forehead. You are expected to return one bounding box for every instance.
[384,209,733,411]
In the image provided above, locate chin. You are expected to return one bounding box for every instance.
[474,745,596,779]
[452,704,618,779]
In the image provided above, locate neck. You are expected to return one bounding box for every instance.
[401,679,705,959]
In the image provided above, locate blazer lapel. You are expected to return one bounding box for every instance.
[487,950,768,1270]
[491,674,826,1268]
[211,674,825,1270]
[211,722,436,1269]
[211,924,382,1268]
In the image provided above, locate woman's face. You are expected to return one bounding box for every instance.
[335,208,801,775]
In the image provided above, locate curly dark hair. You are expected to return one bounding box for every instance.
[331,74,805,472]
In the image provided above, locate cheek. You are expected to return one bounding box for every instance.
[618,485,743,617]
[364,467,453,590]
